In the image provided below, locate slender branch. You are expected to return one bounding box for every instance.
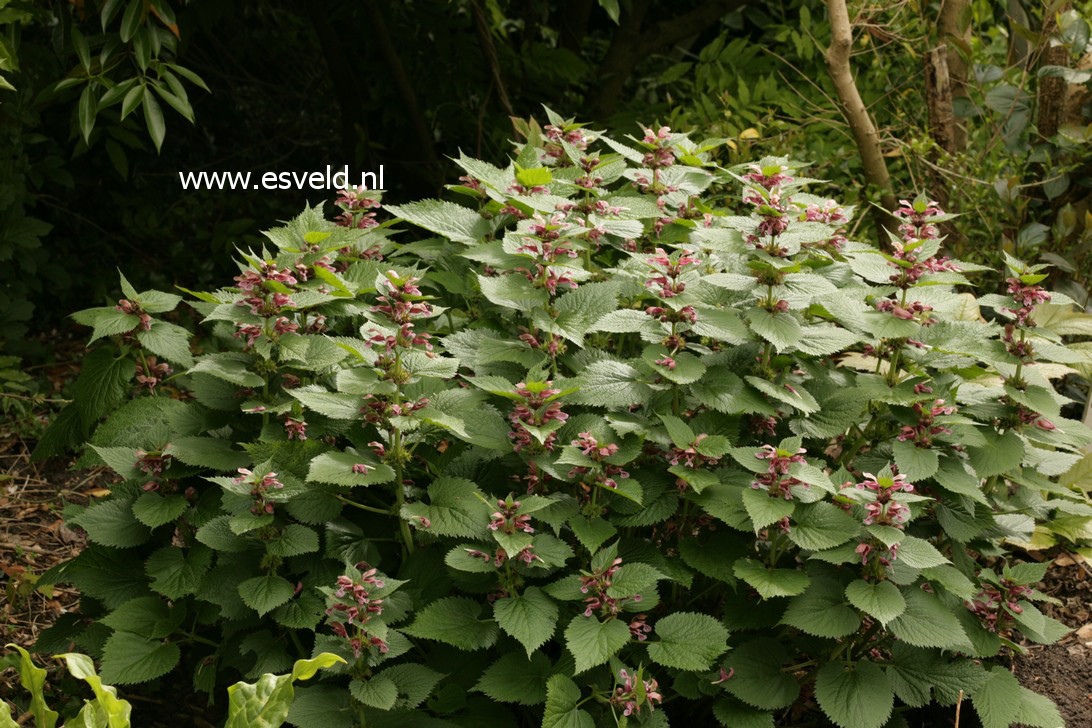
[824,0,898,231]
[470,0,514,117]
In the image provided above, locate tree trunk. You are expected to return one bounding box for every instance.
[937,0,970,150]
[824,0,898,232]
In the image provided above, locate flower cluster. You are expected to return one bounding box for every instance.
[579,556,640,617]
[488,495,534,534]
[135,357,171,391]
[896,399,956,447]
[666,433,721,469]
[508,381,568,453]
[326,567,388,658]
[966,577,1033,634]
[334,186,381,229]
[567,431,628,489]
[232,468,285,515]
[893,196,941,240]
[1005,277,1051,327]
[464,544,543,567]
[609,668,663,717]
[645,247,697,299]
[115,299,152,332]
[751,444,807,500]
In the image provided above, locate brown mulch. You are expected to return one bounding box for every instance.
[1013,553,1092,728]
[0,432,104,692]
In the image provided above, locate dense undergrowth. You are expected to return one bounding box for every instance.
[22,112,1092,728]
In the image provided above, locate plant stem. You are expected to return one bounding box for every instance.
[335,495,393,515]
[392,427,415,555]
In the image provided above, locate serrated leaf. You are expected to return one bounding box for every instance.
[844,580,906,624]
[781,578,860,638]
[100,632,180,685]
[473,652,552,706]
[888,588,969,649]
[564,615,630,674]
[742,487,795,531]
[493,586,558,657]
[892,440,939,481]
[733,558,810,598]
[131,493,188,528]
[814,660,893,728]
[646,611,729,670]
[402,597,498,650]
[238,575,295,616]
[723,638,800,710]
[972,667,1023,728]
[543,674,594,728]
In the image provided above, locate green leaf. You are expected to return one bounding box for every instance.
[99,631,180,684]
[747,308,802,350]
[892,440,939,481]
[5,643,58,728]
[55,652,132,728]
[238,575,295,616]
[543,674,594,728]
[145,546,211,600]
[226,653,345,728]
[71,306,139,343]
[131,493,188,528]
[972,667,1023,728]
[1014,686,1064,728]
[349,676,397,710]
[723,638,800,710]
[373,663,444,710]
[742,487,795,531]
[493,586,558,657]
[814,660,893,728]
[733,558,810,598]
[786,502,858,550]
[478,273,549,310]
[307,450,394,487]
[473,652,552,706]
[101,596,182,639]
[968,430,1024,478]
[136,321,193,367]
[73,498,150,547]
[78,84,96,142]
[402,597,499,651]
[563,615,630,674]
[780,578,861,638]
[384,199,490,245]
[713,699,775,728]
[888,588,969,649]
[646,611,729,671]
[844,580,906,624]
[896,536,949,569]
[569,516,616,553]
[166,436,249,471]
[399,477,489,538]
[143,87,165,152]
[572,360,651,407]
[265,525,319,558]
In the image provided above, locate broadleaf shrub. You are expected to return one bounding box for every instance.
[34,110,1092,727]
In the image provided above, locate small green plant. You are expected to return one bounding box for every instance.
[2,644,344,727]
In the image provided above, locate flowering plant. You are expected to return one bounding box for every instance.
[33,110,1092,728]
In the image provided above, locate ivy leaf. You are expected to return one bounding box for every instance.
[814,660,893,728]
[238,575,295,616]
[403,597,499,651]
[646,612,729,671]
[733,558,810,598]
[844,580,906,624]
[542,674,594,728]
[493,586,558,657]
[99,632,180,685]
[563,615,630,674]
